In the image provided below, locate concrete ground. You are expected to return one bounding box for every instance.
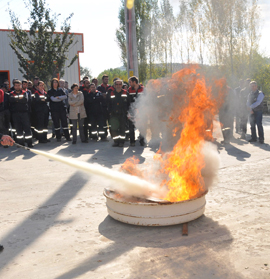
[0,117,270,279]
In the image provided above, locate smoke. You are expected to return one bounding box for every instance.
[132,76,185,151]
[127,66,223,201]
[201,141,220,190]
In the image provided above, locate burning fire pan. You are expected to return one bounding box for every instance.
[103,189,207,226]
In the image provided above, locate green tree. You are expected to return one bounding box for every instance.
[116,0,160,83]
[97,68,128,85]
[80,66,92,80]
[8,0,78,85]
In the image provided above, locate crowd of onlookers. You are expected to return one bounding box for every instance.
[219,78,265,144]
[0,74,266,149]
[0,75,145,148]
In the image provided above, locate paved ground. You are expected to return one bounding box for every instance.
[0,117,270,279]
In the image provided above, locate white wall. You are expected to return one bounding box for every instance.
[0,30,83,87]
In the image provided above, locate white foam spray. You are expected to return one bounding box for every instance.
[29,148,167,199]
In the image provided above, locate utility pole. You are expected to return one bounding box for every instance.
[125,0,139,79]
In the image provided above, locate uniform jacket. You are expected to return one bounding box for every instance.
[128,85,144,103]
[32,90,49,112]
[108,89,130,115]
[97,84,110,108]
[9,90,29,113]
[68,91,87,119]
[84,90,103,115]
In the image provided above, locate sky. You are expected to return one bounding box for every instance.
[0,0,269,77]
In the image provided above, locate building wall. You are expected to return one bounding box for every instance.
[0,29,84,86]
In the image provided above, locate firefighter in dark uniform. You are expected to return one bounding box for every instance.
[97,74,111,139]
[108,79,130,147]
[84,83,105,140]
[32,81,49,143]
[29,78,39,139]
[47,78,71,142]
[128,76,145,146]
[22,80,32,121]
[8,80,33,147]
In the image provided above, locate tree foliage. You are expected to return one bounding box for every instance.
[116,0,269,92]
[9,0,78,84]
[80,66,92,80]
[97,68,128,85]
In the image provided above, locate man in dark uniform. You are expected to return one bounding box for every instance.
[128,76,145,146]
[108,79,129,147]
[247,81,265,144]
[84,83,105,140]
[97,75,111,139]
[22,80,32,120]
[32,81,49,143]
[9,80,33,147]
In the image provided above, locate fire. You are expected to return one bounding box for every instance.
[121,156,143,178]
[122,66,226,202]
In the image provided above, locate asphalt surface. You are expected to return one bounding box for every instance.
[0,117,270,279]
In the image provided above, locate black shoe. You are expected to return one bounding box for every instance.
[0,244,3,252]
[259,140,264,144]
[39,140,47,143]
[130,142,135,147]
[57,138,61,142]
[248,139,257,143]
[27,143,34,148]
[112,142,119,147]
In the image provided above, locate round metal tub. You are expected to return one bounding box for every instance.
[103,189,207,226]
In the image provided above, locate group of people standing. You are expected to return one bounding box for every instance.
[220,78,265,144]
[0,74,144,148]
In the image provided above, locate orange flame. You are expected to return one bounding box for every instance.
[122,66,226,202]
[121,156,143,178]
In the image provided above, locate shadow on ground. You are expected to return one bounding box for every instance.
[54,215,243,279]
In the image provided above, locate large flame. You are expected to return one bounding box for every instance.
[122,66,226,202]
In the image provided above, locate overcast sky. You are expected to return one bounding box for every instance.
[0,0,269,77]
